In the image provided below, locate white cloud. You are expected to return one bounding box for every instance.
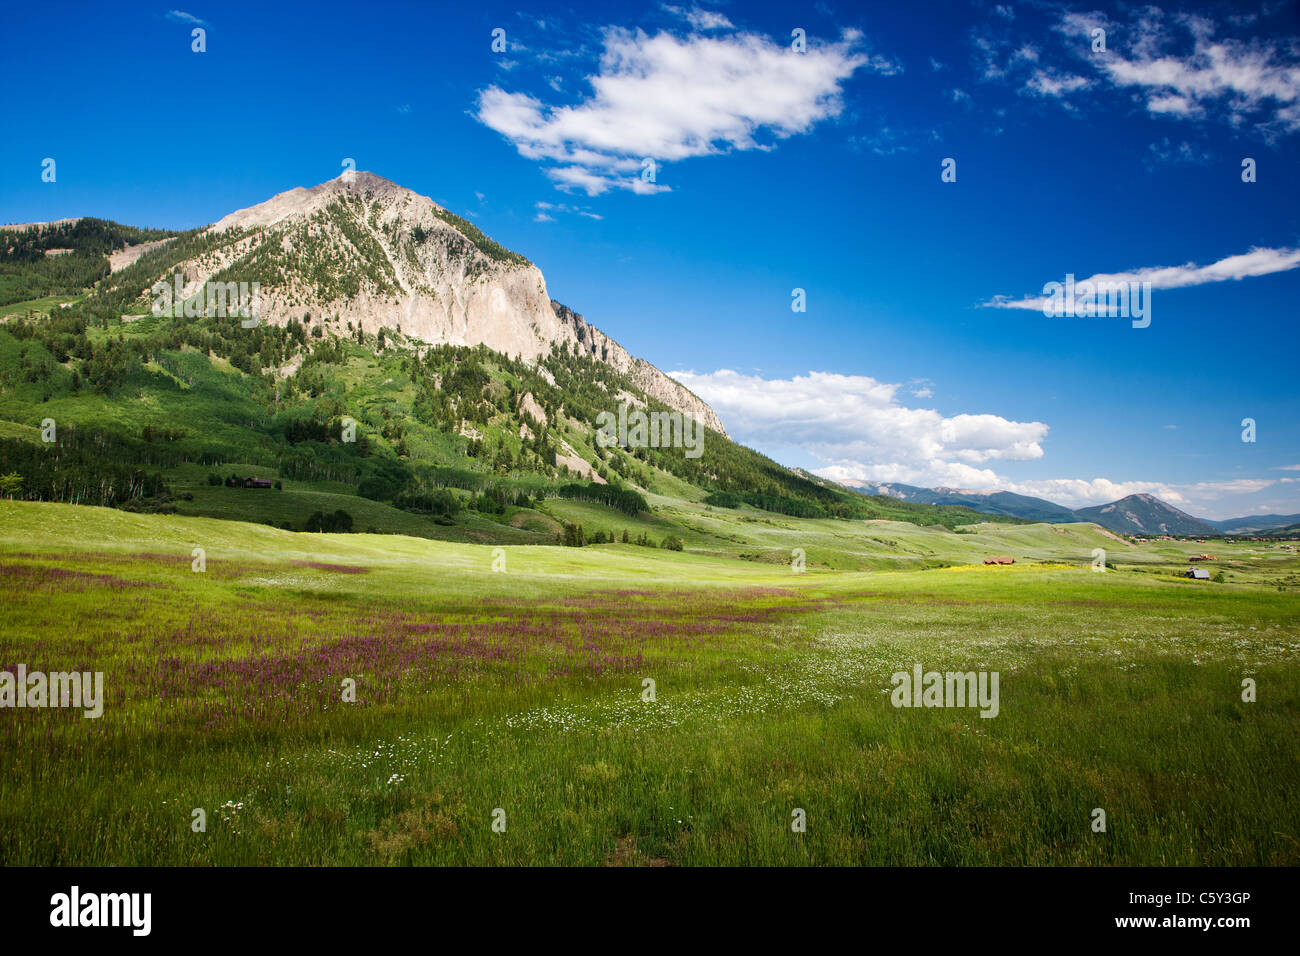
[661,5,733,31]
[985,477,1274,510]
[827,464,1286,517]
[1023,69,1090,98]
[984,246,1300,311]
[1147,137,1211,165]
[1058,9,1300,132]
[476,26,887,194]
[669,369,1048,488]
[533,200,603,221]
[971,33,1040,83]
[866,54,904,77]
[165,10,206,26]
[851,125,916,156]
[667,368,1294,518]
[972,9,1300,133]
[1147,93,1197,116]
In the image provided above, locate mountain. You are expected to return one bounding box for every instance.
[1262,522,1300,534]
[1208,514,1300,534]
[792,471,1032,526]
[1073,493,1219,536]
[0,182,1008,542]
[850,482,1079,523]
[165,171,725,435]
[0,180,1268,546]
[846,480,1250,536]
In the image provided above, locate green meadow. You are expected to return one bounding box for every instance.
[1,500,1297,866]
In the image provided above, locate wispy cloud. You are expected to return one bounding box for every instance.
[984,246,1300,311]
[534,200,603,222]
[661,5,733,31]
[1023,69,1090,99]
[967,8,1300,136]
[1146,137,1211,166]
[476,25,892,194]
[165,10,206,26]
[850,125,915,155]
[1060,9,1300,133]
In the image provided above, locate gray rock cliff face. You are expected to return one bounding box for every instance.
[549,301,725,434]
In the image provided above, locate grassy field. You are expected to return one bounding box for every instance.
[1,500,1297,865]
[0,295,84,320]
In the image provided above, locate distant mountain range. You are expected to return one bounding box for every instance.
[851,482,1078,523]
[1206,514,1300,534]
[844,483,1295,536]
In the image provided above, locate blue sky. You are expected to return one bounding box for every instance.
[2,0,1298,519]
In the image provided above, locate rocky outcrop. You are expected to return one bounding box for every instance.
[173,171,727,434]
[550,301,725,435]
[516,391,548,427]
[109,237,175,273]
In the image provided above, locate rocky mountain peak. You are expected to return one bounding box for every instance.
[161,174,726,435]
